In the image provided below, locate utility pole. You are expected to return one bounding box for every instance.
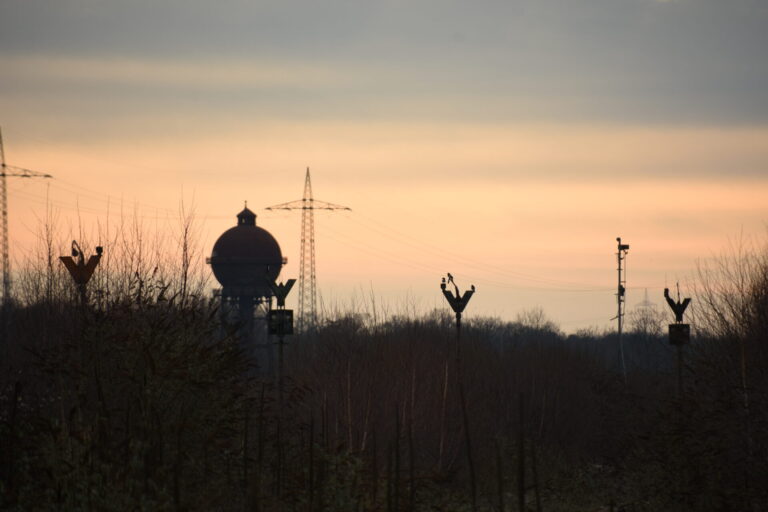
[266,168,350,333]
[59,241,103,309]
[267,277,295,499]
[268,278,296,406]
[615,237,630,383]
[440,273,475,349]
[0,128,53,352]
[664,284,691,399]
[439,273,477,512]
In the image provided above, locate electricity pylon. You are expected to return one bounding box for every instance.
[0,128,53,304]
[0,127,53,348]
[266,168,349,332]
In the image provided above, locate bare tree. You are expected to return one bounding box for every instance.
[693,233,768,407]
[515,306,560,334]
[627,302,665,338]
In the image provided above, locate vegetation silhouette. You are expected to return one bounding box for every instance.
[0,215,766,511]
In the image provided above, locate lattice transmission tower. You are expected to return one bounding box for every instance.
[0,128,52,304]
[266,168,349,332]
[0,127,52,349]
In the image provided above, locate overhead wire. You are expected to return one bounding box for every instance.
[314,222,446,276]
[340,210,615,290]
[316,219,615,293]
[349,211,669,293]
[10,182,670,294]
[10,187,106,216]
[333,211,612,290]
[12,187,178,220]
[10,178,234,221]
[50,177,178,216]
[4,147,672,298]
[264,199,653,294]
[3,130,253,221]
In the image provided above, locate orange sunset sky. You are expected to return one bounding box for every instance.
[1,0,767,331]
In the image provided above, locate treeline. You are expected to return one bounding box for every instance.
[0,233,766,511]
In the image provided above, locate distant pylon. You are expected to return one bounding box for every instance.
[637,288,655,310]
[266,168,350,332]
[299,171,317,331]
[0,128,52,305]
[0,127,52,348]
[0,128,8,307]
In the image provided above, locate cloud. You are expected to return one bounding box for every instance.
[0,55,346,89]
[1,0,766,125]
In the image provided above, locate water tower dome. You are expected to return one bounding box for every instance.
[208,206,284,298]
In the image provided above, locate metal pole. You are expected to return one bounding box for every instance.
[664,287,691,402]
[0,131,52,360]
[277,331,285,407]
[268,278,295,409]
[79,283,87,313]
[517,392,525,512]
[676,344,683,399]
[0,128,9,311]
[0,128,8,358]
[617,245,625,381]
[455,311,462,363]
[440,275,476,512]
[616,238,629,383]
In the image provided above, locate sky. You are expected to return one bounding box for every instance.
[1,0,767,332]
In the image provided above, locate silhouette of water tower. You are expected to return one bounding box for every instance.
[207,205,286,361]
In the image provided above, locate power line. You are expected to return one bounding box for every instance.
[318,212,620,292]
[9,180,233,221]
[315,221,619,293]
[13,173,665,298]
[341,210,613,289]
